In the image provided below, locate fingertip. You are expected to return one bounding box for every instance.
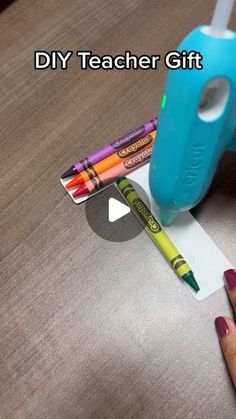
[224,269,236,292]
[223,317,236,335]
[224,270,236,313]
[215,316,229,338]
[215,314,236,388]
[215,316,236,339]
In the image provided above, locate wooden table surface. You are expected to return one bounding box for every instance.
[1,1,236,418]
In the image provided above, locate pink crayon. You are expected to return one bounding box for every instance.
[72,144,153,198]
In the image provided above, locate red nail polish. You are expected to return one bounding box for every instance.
[215,317,229,338]
[224,269,236,291]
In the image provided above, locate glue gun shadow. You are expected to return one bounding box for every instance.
[191,151,236,221]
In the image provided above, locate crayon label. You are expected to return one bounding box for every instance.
[133,198,161,233]
[80,156,92,170]
[117,135,153,158]
[170,255,186,269]
[111,127,145,149]
[124,147,152,169]
[86,166,98,180]
[91,175,104,189]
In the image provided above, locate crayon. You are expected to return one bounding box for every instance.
[72,145,153,198]
[116,177,200,293]
[61,117,157,178]
[66,131,156,189]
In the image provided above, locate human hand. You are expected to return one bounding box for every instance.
[215,269,236,389]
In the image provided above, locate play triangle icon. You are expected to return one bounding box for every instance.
[108,198,131,223]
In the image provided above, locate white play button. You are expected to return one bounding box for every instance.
[108,197,130,223]
[85,181,150,242]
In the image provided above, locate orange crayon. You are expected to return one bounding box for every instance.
[72,144,153,198]
[66,131,156,189]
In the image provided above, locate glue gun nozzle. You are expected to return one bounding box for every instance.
[160,207,178,226]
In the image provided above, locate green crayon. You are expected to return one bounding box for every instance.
[116,177,200,292]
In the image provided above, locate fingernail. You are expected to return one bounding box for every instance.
[224,269,236,291]
[215,317,229,338]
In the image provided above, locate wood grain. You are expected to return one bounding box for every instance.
[1,1,236,418]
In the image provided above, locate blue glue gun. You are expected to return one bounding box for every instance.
[149,0,236,226]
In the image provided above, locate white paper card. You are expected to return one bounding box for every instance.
[60,164,233,300]
[126,164,233,300]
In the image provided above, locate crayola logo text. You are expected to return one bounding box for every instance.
[117,135,153,158]
[133,198,161,233]
[111,127,145,149]
[124,147,152,169]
